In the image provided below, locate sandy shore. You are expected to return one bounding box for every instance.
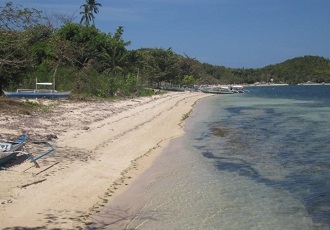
[0,91,209,229]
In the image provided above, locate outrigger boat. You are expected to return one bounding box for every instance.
[2,79,70,99]
[0,135,27,165]
[2,67,70,99]
[231,85,248,93]
[3,88,70,99]
[201,85,249,94]
[28,141,55,168]
[201,86,234,94]
[0,135,55,168]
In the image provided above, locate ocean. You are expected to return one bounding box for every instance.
[88,85,330,230]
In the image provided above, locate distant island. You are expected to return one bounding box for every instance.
[197,55,330,86]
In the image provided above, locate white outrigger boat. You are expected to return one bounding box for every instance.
[201,86,235,94]
[0,135,55,168]
[231,85,249,93]
[201,85,248,94]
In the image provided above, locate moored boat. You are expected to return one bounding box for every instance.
[231,85,247,93]
[201,86,234,94]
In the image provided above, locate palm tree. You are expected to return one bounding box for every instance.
[80,0,102,26]
[79,4,93,26]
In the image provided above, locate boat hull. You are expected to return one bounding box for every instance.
[3,90,70,99]
[0,135,27,165]
[201,89,234,94]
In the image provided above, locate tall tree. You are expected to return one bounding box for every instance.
[138,48,179,87]
[0,2,46,91]
[80,0,102,27]
[79,3,93,26]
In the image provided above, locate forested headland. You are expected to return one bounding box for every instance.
[1,1,330,99]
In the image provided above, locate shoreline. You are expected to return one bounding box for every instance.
[84,95,210,229]
[0,92,209,229]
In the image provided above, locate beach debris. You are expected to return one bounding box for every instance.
[35,162,59,176]
[46,134,57,141]
[20,178,47,189]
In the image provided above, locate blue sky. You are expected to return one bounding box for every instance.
[9,0,330,68]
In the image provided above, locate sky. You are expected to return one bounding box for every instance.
[8,0,330,68]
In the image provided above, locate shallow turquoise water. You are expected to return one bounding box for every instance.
[88,85,330,230]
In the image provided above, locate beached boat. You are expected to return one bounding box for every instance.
[3,89,71,99]
[0,135,27,165]
[201,86,234,94]
[0,135,55,168]
[3,69,71,99]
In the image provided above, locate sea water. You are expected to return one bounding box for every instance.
[88,85,330,230]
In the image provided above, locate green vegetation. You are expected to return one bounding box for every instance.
[1,1,330,99]
[259,56,330,84]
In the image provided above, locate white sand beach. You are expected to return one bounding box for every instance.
[0,91,209,229]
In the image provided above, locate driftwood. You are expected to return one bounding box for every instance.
[20,178,46,188]
[35,162,59,176]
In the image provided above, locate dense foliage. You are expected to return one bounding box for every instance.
[259,56,330,84]
[1,2,330,99]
